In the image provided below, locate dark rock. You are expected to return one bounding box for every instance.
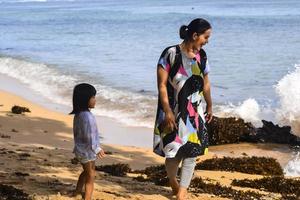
[95,163,131,177]
[243,120,300,146]
[195,156,283,176]
[11,106,31,114]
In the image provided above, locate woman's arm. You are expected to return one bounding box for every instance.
[157,66,177,131]
[203,73,213,123]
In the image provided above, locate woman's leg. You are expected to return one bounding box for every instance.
[177,157,196,200]
[83,161,95,200]
[165,157,181,195]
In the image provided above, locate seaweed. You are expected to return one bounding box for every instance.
[133,164,170,186]
[11,106,31,114]
[15,172,30,177]
[196,156,283,176]
[95,163,131,177]
[207,116,255,145]
[190,177,263,200]
[232,176,300,198]
[0,184,31,200]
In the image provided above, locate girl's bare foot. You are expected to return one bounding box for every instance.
[169,178,179,195]
[69,190,83,199]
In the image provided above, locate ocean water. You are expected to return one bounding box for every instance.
[0,0,300,175]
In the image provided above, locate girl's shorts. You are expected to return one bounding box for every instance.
[75,155,96,164]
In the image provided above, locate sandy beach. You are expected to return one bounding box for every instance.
[1,88,298,200]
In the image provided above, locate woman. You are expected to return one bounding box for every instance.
[153,18,213,200]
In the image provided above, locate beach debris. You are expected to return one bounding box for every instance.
[47,179,64,188]
[18,153,31,160]
[138,89,146,93]
[70,157,79,165]
[0,134,11,139]
[242,152,248,156]
[15,172,29,177]
[11,105,31,114]
[0,148,8,155]
[105,151,113,155]
[102,190,131,198]
[0,183,31,200]
[11,129,18,133]
[232,176,300,198]
[189,177,263,200]
[19,153,31,157]
[95,163,131,177]
[195,156,283,176]
[133,175,149,182]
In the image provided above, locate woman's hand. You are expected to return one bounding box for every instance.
[97,149,106,159]
[163,109,178,132]
[205,105,213,123]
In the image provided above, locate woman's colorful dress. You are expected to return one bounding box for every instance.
[153,45,210,158]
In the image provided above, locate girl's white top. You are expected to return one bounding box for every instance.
[73,111,101,160]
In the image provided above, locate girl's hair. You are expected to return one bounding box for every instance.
[179,18,211,41]
[70,83,97,114]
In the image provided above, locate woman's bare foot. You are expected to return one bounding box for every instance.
[176,187,188,200]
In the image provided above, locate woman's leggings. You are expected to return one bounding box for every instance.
[165,154,196,188]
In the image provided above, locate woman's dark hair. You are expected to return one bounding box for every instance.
[179,18,211,41]
[70,83,97,114]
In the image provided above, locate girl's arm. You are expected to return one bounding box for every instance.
[203,73,213,123]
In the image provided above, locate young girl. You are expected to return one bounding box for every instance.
[153,18,213,200]
[70,83,105,200]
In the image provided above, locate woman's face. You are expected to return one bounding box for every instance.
[192,28,212,51]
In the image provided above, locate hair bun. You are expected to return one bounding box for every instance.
[179,25,188,39]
